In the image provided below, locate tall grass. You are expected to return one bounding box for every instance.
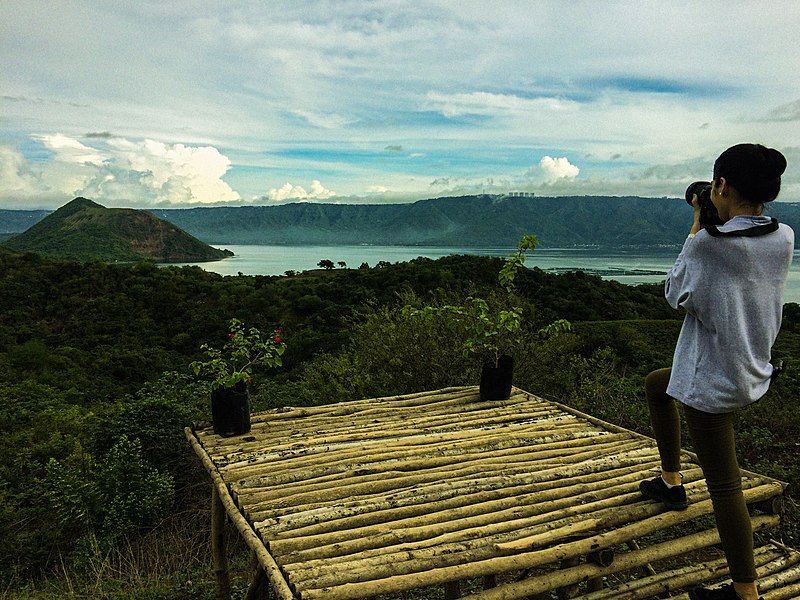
[2,488,253,600]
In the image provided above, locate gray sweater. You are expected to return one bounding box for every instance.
[666,215,794,413]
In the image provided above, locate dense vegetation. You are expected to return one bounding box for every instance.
[2,247,800,598]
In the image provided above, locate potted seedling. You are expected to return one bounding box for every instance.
[404,235,568,400]
[191,318,285,436]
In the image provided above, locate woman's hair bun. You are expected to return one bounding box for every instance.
[713,143,787,203]
[762,145,788,178]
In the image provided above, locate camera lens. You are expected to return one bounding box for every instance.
[685,181,711,206]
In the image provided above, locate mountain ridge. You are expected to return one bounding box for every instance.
[149,195,800,248]
[4,194,800,249]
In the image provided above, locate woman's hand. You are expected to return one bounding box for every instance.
[690,194,702,235]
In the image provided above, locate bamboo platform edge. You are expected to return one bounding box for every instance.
[184,426,297,600]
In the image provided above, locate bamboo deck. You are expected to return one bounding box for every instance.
[186,386,797,599]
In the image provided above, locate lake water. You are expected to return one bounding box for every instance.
[169,244,800,304]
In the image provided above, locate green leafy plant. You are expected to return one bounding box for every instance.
[191,318,286,390]
[404,235,569,367]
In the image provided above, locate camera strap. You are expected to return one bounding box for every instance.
[704,217,779,238]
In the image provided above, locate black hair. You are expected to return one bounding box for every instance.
[713,143,787,204]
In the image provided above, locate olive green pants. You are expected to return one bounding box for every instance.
[645,368,757,583]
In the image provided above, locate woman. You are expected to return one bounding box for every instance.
[639,143,793,600]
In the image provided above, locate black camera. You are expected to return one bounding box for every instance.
[685,181,724,226]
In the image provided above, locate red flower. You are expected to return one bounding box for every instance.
[275,337,281,343]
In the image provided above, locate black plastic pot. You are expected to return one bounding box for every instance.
[480,354,514,401]
[211,382,251,437]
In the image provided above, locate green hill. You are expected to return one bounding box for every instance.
[2,197,233,263]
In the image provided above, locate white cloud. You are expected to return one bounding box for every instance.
[34,133,105,165]
[11,134,240,207]
[424,91,577,119]
[100,138,240,204]
[0,145,50,201]
[538,156,580,182]
[268,180,336,202]
[309,179,336,199]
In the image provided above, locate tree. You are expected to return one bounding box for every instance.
[318,259,335,270]
[337,261,347,269]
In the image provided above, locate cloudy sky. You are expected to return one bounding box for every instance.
[2,1,800,209]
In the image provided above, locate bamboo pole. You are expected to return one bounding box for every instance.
[233,435,646,503]
[185,427,296,600]
[253,459,670,531]
[760,563,800,592]
[277,471,705,570]
[296,486,781,600]
[211,485,232,600]
[239,444,663,510]
[247,450,675,534]
[265,463,688,544]
[228,429,631,491]
[205,393,565,463]
[285,480,717,590]
[762,582,800,600]
[250,455,673,526]
[576,543,784,600]
[223,425,615,483]
[216,410,576,469]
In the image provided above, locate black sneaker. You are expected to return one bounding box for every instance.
[639,475,688,510]
[689,583,762,600]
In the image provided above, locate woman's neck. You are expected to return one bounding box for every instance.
[728,203,763,218]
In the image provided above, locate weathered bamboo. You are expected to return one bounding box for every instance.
[756,550,800,579]
[222,417,578,472]
[760,563,800,591]
[284,481,720,590]
[576,543,784,600]
[217,400,561,449]
[246,403,563,451]
[415,515,782,600]
[556,556,582,600]
[249,455,674,525]
[229,430,633,491]
[271,464,675,563]
[211,485,232,600]
[210,410,571,469]
[296,487,781,600]
[185,428,296,600]
[762,582,800,600]
[189,387,789,600]
[252,459,671,530]
[239,444,663,510]
[235,438,648,512]
[246,450,675,530]
[210,388,528,442]
[223,425,616,484]
[244,387,476,424]
[263,463,688,543]
[493,477,769,554]
[276,472,706,568]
